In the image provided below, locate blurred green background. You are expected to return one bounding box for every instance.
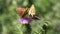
[0,0,60,34]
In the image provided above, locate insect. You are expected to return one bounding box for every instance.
[16,4,40,20]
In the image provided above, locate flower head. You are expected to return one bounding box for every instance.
[19,17,32,24]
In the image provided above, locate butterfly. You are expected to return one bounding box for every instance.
[16,4,40,20]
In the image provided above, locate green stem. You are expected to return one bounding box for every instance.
[23,24,32,34]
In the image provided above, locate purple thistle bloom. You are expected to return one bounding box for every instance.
[19,17,32,24]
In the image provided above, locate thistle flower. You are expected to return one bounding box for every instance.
[19,17,32,24]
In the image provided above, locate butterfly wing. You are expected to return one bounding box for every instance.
[28,5,40,20]
[28,4,35,17]
[16,7,29,17]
